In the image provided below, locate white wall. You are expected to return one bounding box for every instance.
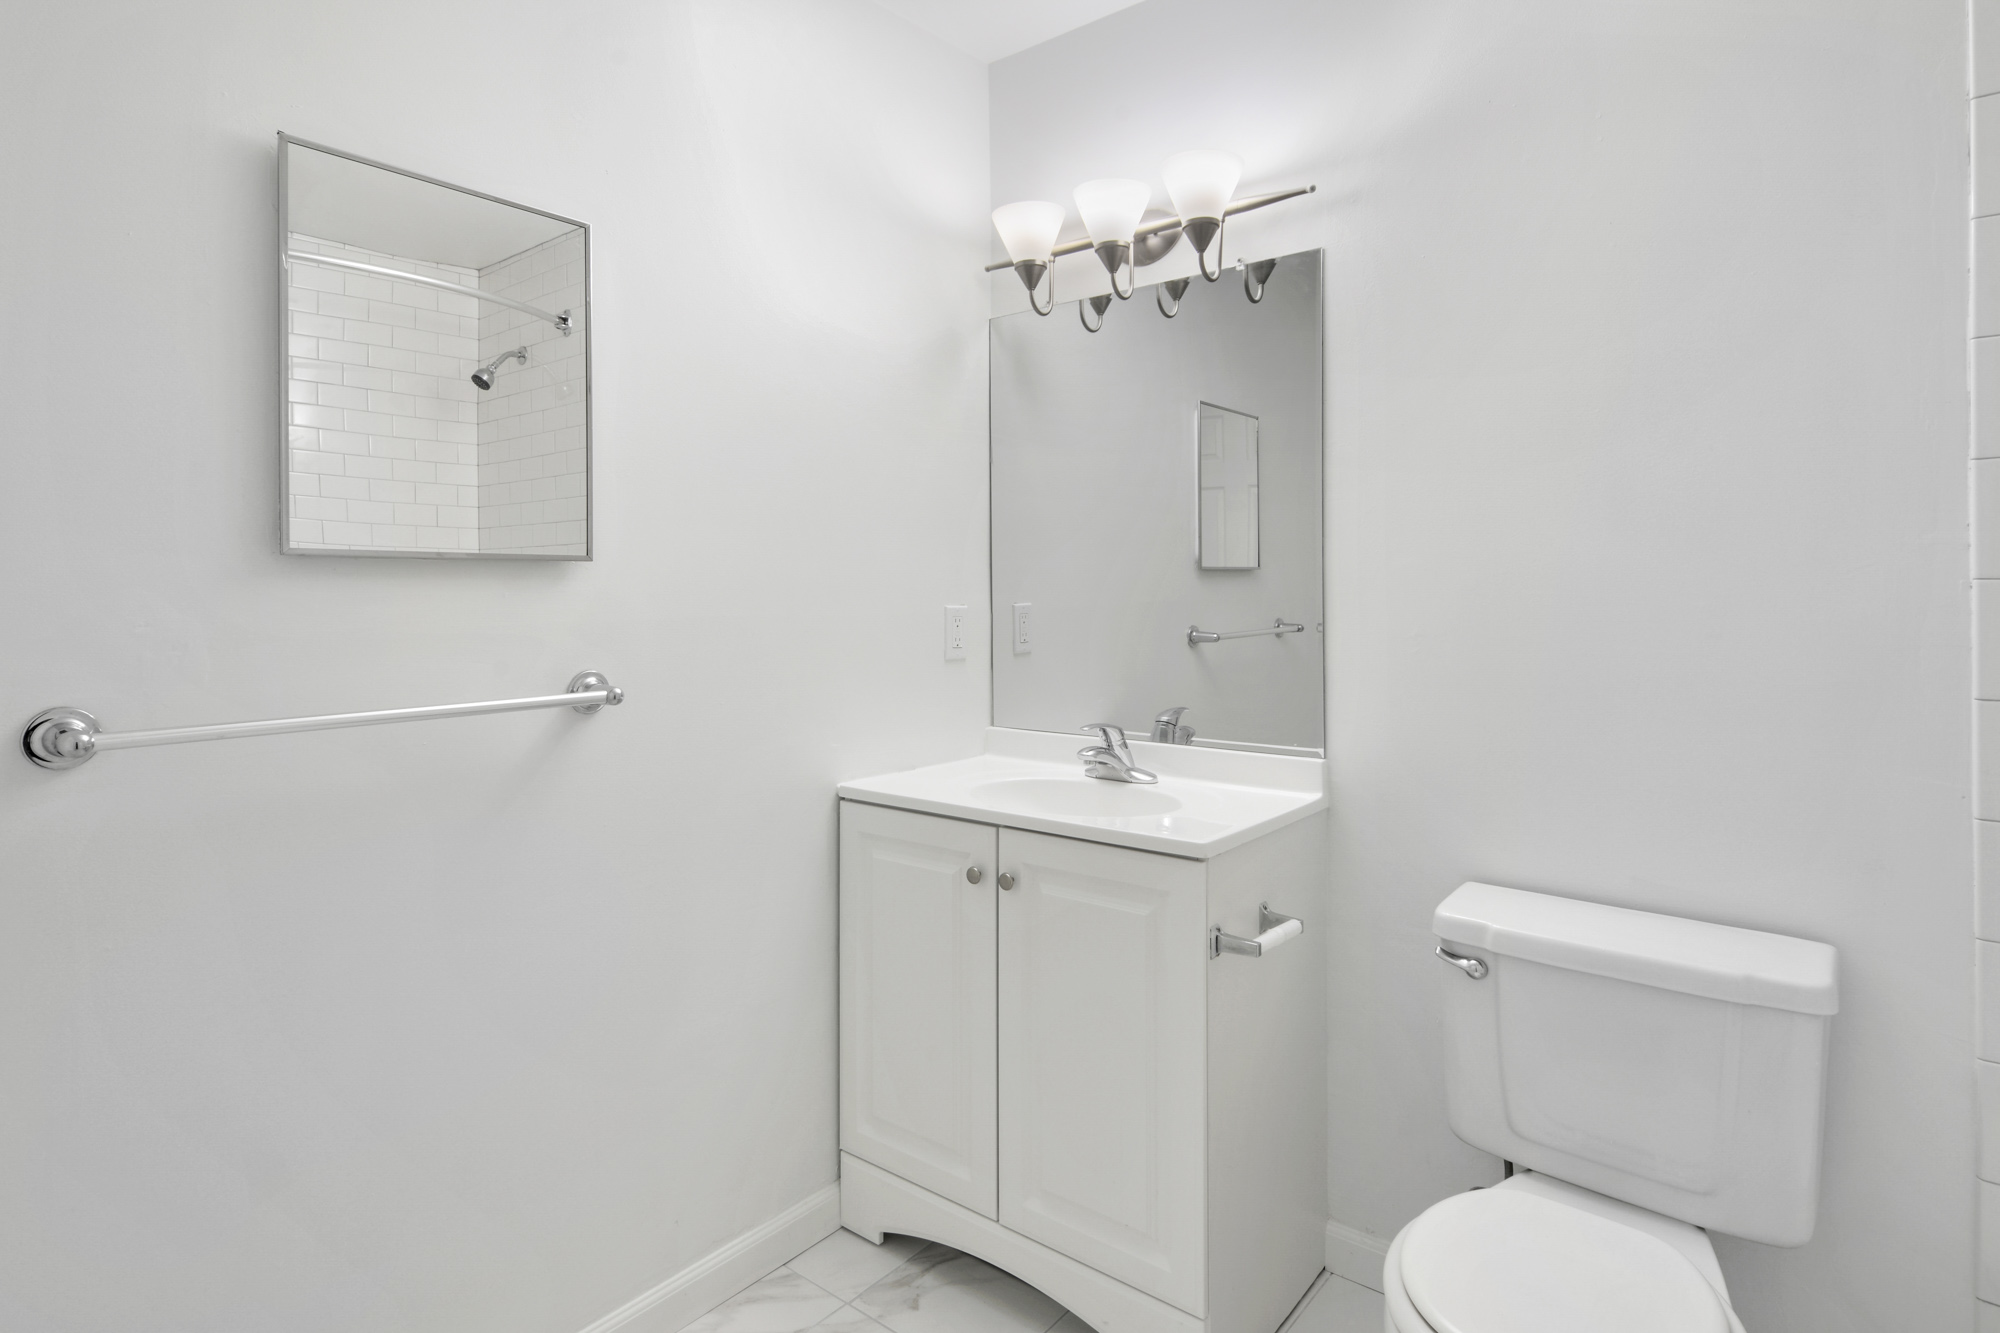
[0,4,987,1331]
[993,1,1971,1327]
[1967,1,2000,1317]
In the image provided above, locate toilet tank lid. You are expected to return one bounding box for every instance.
[1435,882,1838,1015]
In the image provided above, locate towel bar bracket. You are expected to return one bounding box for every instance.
[564,671,618,714]
[21,707,98,770]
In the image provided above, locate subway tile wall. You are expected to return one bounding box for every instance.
[475,230,588,556]
[286,234,483,551]
[286,229,588,556]
[1979,1,2000,1323]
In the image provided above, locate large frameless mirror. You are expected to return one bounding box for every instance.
[278,135,591,559]
[990,249,1323,752]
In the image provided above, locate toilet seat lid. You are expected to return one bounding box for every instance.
[1399,1189,1730,1333]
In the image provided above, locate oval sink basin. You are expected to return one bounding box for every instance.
[966,776,1184,819]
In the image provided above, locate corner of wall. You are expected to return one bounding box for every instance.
[1323,1218,1388,1294]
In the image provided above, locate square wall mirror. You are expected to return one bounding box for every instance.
[278,135,591,559]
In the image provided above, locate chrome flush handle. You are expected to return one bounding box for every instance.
[1436,945,1488,979]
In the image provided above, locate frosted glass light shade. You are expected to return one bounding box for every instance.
[1163,150,1242,223]
[1073,178,1151,247]
[992,200,1065,264]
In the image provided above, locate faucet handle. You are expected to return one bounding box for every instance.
[1080,722,1129,756]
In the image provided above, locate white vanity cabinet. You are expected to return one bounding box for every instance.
[837,791,1327,1333]
[997,828,1208,1311]
[838,803,998,1217]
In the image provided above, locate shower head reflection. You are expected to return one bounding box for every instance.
[471,347,527,391]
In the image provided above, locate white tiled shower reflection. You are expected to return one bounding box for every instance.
[285,229,585,555]
[475,229,587,554]
[286,234,483,551]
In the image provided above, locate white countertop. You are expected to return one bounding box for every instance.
[837,728,1327,859]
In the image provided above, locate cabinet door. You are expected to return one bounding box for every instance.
[839,801,998,1218]
[997,828,1207,1316]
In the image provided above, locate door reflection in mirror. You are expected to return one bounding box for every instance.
[1198,402,1259,571]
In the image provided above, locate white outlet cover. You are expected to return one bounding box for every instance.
[1012,603,1032,655]
[944,605,968,660]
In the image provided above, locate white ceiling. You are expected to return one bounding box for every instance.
[872,0,1146,62]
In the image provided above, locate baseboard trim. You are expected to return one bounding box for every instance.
[1323,1219,1388,1294]
[576,1184,842,1333]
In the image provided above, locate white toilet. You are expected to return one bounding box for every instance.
[1384,882,1839,1333]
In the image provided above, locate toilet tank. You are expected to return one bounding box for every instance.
[1433,882,1838,1246]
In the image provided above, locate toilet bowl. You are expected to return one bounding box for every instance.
[1381,1172,1746,1333]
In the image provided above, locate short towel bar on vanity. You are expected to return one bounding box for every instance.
[1212,904,1304,958]
[21,671,622,770]
[1187,619,1305,646]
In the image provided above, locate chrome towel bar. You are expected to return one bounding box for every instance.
[1213,904,1304,958]
[22,671,622,770]
[1187,618,1305,646]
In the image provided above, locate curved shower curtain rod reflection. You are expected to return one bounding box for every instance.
[285,250,573,336]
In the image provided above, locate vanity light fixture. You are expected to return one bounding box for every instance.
[991,199,1066,315]
[986,157,1313,333]
[1073,178,1151,301]
[1162,149,1242,282]
[1243,257,1279,304]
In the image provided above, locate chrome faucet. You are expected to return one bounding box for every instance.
[1079,723,1159,784]
[1152,706,1195,745]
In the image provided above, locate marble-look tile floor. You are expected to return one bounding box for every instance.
[679,1230,1384,1333]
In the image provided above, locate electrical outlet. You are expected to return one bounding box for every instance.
[1012,602,1032,654]
[944,605,968,660]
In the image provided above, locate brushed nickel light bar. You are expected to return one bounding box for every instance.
[981,185,1315,276]
[992,154,1317,332]
[22,672,622,770]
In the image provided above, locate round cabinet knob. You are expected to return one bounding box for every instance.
[966,866,983,884]
[997,872,1016,891]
